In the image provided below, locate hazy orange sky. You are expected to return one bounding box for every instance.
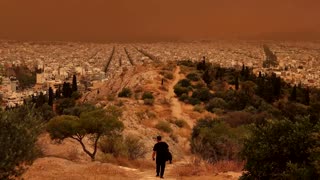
[0,0,320,41]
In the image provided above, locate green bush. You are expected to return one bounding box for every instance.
[193,105,205,113]
[193,82,206,89]
[71,91,82,100]
[187,97,201,105]
[164,72,174,80]
[174,119,188,128]
[118,88,132,98]
[192,87,212,102]
[191,118,248,163]
[174,85,189,97]
[56,98,76,115]
[100,135,147,160]
[178,79,191,87]
[124,135,147,160]
[142,92,154,100]
[63,103,96,117]
[0,105,42,179]
[155,121,173,133]
[205,98,228,112]
[241,117,320,179]
[186,73,200,81]
[99,135,126,157]
[178,93,189,102]
[178,60,195,67]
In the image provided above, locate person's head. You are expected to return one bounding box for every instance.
[156,135,162,142]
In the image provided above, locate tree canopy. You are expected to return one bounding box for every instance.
[0,105,43,179]
[47,107,124,160]
[241,117,320,179]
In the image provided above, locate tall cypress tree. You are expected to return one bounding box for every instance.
[235,76,239,90]
[290,85,297,102]
[305,87,310,105]
[56,85,61,99]
[241,64,245,77]
[48,87,54,106]
[72,75,78,92]
[36,92,45,108]
[62,82,72,98]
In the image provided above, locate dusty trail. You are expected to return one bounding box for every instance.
[166,66,194,128]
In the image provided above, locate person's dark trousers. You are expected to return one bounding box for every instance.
[156,161,166,177]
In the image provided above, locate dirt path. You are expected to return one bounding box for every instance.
[166,66,194,128]
[124,159,190,180]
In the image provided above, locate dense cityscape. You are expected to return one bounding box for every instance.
[1,40,320,108]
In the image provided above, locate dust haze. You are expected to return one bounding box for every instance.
[0,0,320,42]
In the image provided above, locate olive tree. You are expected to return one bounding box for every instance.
[47,108,124,160]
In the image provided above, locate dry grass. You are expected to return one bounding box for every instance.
[176,128,192,139]
[22,157,137,180]
[172,158,213,177]
[210,160,244,173]
[171,158,244,178]
[66,148,80,162]
[105,156,154,171]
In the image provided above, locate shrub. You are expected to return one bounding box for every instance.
[241,117,320,179]
[56,98,76,115]
[0,105,42,179]
[193,82,206,89]
[205,98,228,112]
[178,60,195,67]
[142,92,154,100]
[191,118,248,163]
[164,72,174,80]
[63,103,96,117]
[193,105,205,113]
[125,136,147,160]
[100,135,147,160]
[223,111,253,127]
[174,85,189,97]
[192,88,212,102]
[71,91,82,100]
[187,97,201,105]
[118,88,132,98]
[155,121,173,133]
[186,73,200,81]
[99,135,126,157]
[178,79,191,87]
[178,93,189,102]
[174,119,189,128]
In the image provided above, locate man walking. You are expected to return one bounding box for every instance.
[152,136,169,178]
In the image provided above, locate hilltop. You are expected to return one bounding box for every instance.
[21,61,242,179]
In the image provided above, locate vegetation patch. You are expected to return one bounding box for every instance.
[155,121,173,133]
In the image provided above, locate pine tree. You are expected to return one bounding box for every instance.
[241,64,245,77]
[72,75,78,92]
[48,87,54,106]
[62,82,72,98]
[290,85,297,102]
[305,87,310,105]
[202,70,213,86]
[36,92,45,108]
[235,76,239,90]
[55,86,61,99]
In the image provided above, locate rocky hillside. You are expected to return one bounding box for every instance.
[21,61,242,180]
